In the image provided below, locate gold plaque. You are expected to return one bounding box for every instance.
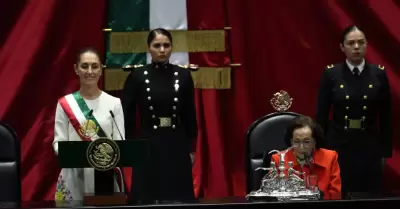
[270,90,293,112]
[87,137,120,171]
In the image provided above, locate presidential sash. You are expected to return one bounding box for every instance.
[58,91,126,193]
[58,91,107,140]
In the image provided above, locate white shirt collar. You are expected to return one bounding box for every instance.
[346,59,365,74]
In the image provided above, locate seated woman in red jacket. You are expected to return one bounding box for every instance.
[271,116,341,199]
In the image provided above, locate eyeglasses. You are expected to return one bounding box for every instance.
[292,140,313,147]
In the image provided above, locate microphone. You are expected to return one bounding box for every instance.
[305,155,314,166]
[305,150,315,174]
[306,149,315,164]
[88,109,93,117]
[109,110,125,141]
[84,109,93,138]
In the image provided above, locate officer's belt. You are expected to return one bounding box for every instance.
[142,117,180,127]
[346,118,364,129]
[159,117,172,127]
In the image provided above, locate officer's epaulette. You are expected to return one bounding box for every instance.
[378,64,385,70]
[123,64,144,69]
[121,64,144,72]
[326,64,335,69]
[177,64,200,71]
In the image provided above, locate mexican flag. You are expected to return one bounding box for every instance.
[107,0,191,67]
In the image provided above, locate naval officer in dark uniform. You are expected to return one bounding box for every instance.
[122,28,198,202]
[316,25,392,197]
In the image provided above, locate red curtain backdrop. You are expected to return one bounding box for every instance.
[0,0,400,201]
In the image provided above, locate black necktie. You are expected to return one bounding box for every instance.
[353,67,360,76]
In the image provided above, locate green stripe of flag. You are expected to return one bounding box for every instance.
[106,0,149,68]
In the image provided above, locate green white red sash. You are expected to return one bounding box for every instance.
[59,91,107,141]
[58,91,126,193]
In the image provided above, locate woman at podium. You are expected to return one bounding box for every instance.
[122,28,198,201]
[52,47,125,200]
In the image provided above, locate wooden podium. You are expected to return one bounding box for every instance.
[58,138,148,206]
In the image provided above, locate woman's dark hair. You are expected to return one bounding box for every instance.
[341,25,365,44]
[147,28,173,46]
[76,47,101,65]
[284,116,325,149]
